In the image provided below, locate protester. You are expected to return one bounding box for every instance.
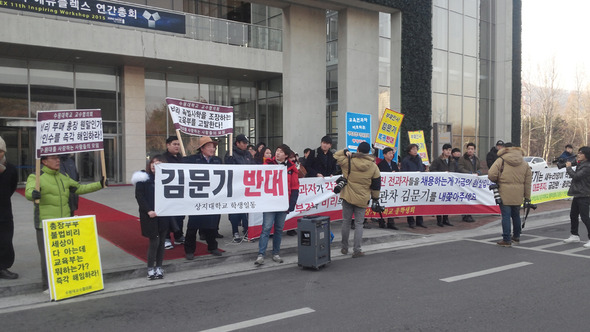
[334,142,381,258]
[429,143,454,227]
[458,142,482,222]
[132,155,171,279]
[25,155,106,290]
[377,147,399,230]
[59,154,80,216]
[225,134,255,242]
[305,135,337,177]
[247,144,256,158]
[451,148,465,173]
[562,146,590,247]
[183,136,223,258]
[401,144,427,228]
[486,140,505,169]
[255,144,299,265]
[0,136,19,279]
[255,147,273,165]
[558,144,577,163]
[488,143,532,247]
[162,135,185,249]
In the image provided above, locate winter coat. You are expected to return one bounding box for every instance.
[265,157,300,212]
[25,166,103,229]
[559,151,576,163]
[163,151,182,163]
[486,147,499,169]
[401,154,425,172]
[60,155,79,214]
[132,171,172,238]
[378,159,399,173]
[429,154,453,172]
[184,152,223,229]
[305,147,338,177]
[566,160,590,197]
[487,147,532,206]
[0,162,17,222]
[334,150,381,208]
[459,153,482,175]
[225,145,255,165]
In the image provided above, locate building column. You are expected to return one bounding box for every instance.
[390,11,402,112]
[122,66,146,183]
[282,5,326,154]
[337,8,380,149]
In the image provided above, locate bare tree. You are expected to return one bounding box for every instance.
[534,58,561,161]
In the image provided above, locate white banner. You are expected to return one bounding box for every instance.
[36,110,104,158]
[166,97,233,137]
[154,164,288,216]
[530,166,572,204]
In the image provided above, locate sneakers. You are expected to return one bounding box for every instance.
[584,241,590,248]
[341,248,348,255]
[564,235,581,243]
[254,255,264,265]
[233,232,242,243]
[164,240,174,250]
[155,267,164,279]
[352,251,365,258]
[174,235,185,245]
[208,249,223,256]
[147,268,156,280]
[496,240,511,247]
[511,237,520,244]
[272,255,283,263]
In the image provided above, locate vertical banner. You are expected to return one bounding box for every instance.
[43,215,104,301]
[374,108,404,150]
[166,97,233,137]
[345,112,371,152]
[408,130,430,166]
[36,110,104,158]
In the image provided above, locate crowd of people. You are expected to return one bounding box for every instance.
[2,133,590,287]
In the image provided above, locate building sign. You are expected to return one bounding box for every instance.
[36,109,104,158]
[166,97,234,137]
[1,0,186,34]
[375,108,404,150]
[154,164,288,216]
[43,215,104,301]
[345,112,371,152]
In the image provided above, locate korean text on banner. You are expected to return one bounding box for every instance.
[166,97,234,137]
[346,112,371,152]
[154,164,289,216]
[530,166,571,204]
[375,108,404,150]
[408,130,430,166]
[43,215,104,301]
[36,109,104,158]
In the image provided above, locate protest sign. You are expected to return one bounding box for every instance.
[43,215,104,301]
[530,166,571,204]
[166,97,234,137]
[375,108,403,150]
[154,164,288,216]
[408,130,430,165]
[346,112,371,152]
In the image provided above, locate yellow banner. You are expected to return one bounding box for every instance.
[408,130,430,165]
[375,108,404,149]
[43,215,104,301]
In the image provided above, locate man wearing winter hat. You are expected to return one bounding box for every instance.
[486,140,505,169]
[0,136,19,279]
[334,142,382,258]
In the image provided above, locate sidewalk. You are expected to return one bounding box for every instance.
[0,185,572,299]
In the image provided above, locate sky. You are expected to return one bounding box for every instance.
[521,0,590,90]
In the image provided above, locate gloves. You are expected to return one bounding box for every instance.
[32,190,41,200]
[101,176,108,188]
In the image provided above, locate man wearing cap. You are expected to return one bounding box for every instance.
[377,147,399,230]
[486,140,505,169]
[458,142,482,222]
[305,135,338,178]
[183,136,223,258]
[429,143,455,227]
[334,142,381,258]
[162,135,185,249]
[0,136,19,279]
[225,134,255,242]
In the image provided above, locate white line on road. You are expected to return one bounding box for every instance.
[199,307,316,332]
[440,262,533,283]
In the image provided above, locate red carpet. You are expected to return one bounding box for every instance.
[17,189,213,262]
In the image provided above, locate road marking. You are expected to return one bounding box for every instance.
[199,307,315,332]
[561,246,589,254]
[440,262,533,283]
[534,242,569,249]
[518,237,547,244]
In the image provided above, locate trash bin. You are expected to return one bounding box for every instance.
[297,216,331,270]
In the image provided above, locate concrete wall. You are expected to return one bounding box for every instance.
[493,0,514,143]
[122,66,147,182]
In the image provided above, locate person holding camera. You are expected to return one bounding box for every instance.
[562,146,590,247]
[487,143,532,247]
[334,142,382,258]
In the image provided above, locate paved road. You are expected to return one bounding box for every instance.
[2,223,589,331]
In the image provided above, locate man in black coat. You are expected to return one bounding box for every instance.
[486,140,505,169]
[0,136,19,279]
[377,147,399,230]
[162,135,185,248]
[305,135,337,177]
[429,143,454,227]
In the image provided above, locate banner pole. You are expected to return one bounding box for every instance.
[35,158,41,204]
[229,133,233,155]
[176,129,187,157]
[100,150,108,188]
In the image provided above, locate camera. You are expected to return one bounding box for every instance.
[333,176,348,194]
[489,183,502,205]
[523,200,537,210]
[553,157,568,169]
[371,200,385,213]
